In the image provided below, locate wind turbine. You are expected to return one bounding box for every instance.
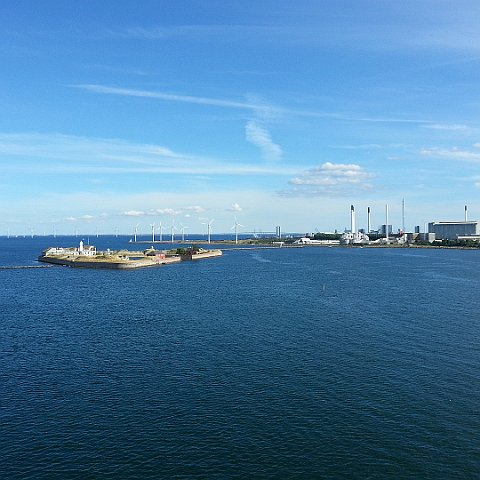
[159,222,164,242]
[150,222,156,242]
[202,219,214,243]
[231,218,244,244]
[170,220,177,243]
[180,224,188,242]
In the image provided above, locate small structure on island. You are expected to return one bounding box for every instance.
[42,240,96,257]
[78,240,96,256]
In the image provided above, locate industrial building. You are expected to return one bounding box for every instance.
[428,221,480,240]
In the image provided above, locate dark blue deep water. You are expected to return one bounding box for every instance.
[1,237,479,479]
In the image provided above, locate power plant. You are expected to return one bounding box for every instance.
[336,202,480,245]
[340,205,369,245]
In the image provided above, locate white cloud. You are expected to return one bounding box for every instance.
[121,206,206,218]
[183,205,206,213]
[227,202,243,212]
[285,162,373,196]
[123,210,145,217]
[151,208,180,216]
[245,120,282,162]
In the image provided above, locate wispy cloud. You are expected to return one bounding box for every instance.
[75,84,447,126]
[331,143,383,150]
[283,162,373,196]
[74,84,269,112]
[420,145,480,162]
[108,17,480,53]
[76,86,287,163]
[421,123,470,131]
[77,85,286,163]
[0,132,300,176]
[111,24,266,40]
[245,120,282,162]
[0,132,184,164]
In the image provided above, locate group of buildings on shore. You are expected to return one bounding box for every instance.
[296,204,480,246]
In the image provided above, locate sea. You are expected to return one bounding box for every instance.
[1,236,479,479]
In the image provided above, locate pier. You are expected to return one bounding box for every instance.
[0,265,54,270]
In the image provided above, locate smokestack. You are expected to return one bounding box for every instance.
[402,198,405,233]
[385,204,389,242]
[465,205,468,222]
[351,205,356,234]
[367,206,371,233]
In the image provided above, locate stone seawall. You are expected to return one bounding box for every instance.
[38,255,182,269]
[181,249,223,261]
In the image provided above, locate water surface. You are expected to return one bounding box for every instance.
[1,237,479,478]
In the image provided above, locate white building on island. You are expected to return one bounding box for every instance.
[43,241,97,257]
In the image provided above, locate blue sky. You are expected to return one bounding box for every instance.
[2,0,480,236]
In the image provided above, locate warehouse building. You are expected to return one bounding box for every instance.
[428,221,480,240]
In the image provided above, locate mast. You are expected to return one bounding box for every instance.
[385,204,389,243]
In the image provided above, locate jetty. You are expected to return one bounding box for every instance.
[0,265,55,270]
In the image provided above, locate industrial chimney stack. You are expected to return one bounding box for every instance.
[351,205,356,234]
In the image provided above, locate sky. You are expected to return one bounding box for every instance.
[2,0,480,236]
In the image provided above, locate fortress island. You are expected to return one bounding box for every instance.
[38,241,222,269]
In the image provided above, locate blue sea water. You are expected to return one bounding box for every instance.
[1,236,480,479]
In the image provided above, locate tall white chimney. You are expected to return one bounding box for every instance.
[465,205,468,222]
[385,204,389,242]
[351,205,356,234]
[367,206,371,233]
